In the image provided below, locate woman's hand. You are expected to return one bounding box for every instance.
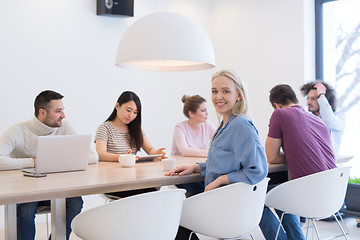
[127,149,140,160]
[153,147,166,161]
[142,136,166,160]
[165,164,198,176]
[204,175,230,192]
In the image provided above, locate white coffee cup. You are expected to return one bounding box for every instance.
[162,158,176,171]
[118,154,136,167]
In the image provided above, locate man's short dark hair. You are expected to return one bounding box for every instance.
[300,81,337,111]
[269,84,299,108]
[34,90,64,117]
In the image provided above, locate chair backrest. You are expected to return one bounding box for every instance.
[265,166,351,218]
[71,189,186,240]
[180,178,270,239]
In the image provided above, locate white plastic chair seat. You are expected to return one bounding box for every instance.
[180,178,270,240]
[71,189,186,240]
[265,166,351,240]
[266,167,351,219]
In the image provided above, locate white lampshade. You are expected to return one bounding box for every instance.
[116,12,215,71]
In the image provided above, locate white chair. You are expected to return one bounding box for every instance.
[71,189,186,240]
[180,178,270,240]
[265,166,351,240]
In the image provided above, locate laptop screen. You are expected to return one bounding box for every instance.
[35,135,91,174]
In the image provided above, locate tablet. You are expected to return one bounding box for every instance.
[137,154,163,162]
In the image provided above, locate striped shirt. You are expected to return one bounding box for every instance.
[95,121,138,154]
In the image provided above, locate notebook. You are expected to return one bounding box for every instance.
[22,135,91,176]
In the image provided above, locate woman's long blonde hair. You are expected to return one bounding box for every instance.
[212,69,249,116]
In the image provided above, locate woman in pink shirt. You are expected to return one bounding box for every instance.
[171,95,215,157]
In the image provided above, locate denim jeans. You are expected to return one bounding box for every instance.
[259,184,305,240]
[16,197,83,240]
[259,206,305,240]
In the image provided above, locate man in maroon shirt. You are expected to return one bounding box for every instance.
[259,84,336,240]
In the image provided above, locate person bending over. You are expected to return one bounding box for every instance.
[259,84,336,240]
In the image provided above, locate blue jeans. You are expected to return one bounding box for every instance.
[17,197,83,240]
[259,184,305,240]
[259,206,305,240]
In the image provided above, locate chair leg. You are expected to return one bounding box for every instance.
[305,218,310,240]
[46,212,50,239]
[305,218,319,240]
[249,233,255,240]
[275,212,285,240]
[333,214,348,240]
[188,231,194,240]
[311,218,322,240]
[306,213,350,240]
[232,233,255,240]
[337,211,350,235]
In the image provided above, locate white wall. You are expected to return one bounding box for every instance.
[0,0,215,154]
[0,0,314,146]
[211,0,315,141]
[0,0,315,229]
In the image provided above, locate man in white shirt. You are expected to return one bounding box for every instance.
[0,90,98,240]
[300,81,345,155]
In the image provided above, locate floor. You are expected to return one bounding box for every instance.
[197,217,360,240]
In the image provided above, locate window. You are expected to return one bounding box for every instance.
[315,0,360,173]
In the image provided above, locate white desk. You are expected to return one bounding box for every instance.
[0,156,285,240]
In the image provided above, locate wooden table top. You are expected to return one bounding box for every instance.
[0,156,286,205]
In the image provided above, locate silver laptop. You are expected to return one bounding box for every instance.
[23,135,91,176]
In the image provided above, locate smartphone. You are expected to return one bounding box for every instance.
[23,172,47,178]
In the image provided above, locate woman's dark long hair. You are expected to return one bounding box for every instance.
[106,91,143,152]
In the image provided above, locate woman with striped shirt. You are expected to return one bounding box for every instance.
[95,91,166,198]
[95,91,166,161]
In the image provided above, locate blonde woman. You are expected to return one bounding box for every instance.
[167,70,268,240]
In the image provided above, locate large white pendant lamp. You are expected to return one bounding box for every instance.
[116,12,215,71]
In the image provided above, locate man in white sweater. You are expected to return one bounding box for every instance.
[0,90,98,240]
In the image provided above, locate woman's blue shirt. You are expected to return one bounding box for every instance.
[198,114,268,186]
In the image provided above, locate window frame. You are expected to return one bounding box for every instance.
[315,0,338,80]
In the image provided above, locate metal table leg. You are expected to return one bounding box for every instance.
[51,199,66,240]
[4,204,17,240]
